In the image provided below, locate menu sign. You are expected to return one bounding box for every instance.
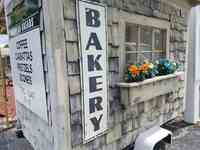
[6,0,48,121]
[9,28,48,121]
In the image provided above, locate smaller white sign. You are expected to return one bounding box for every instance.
[77,0,108,142]
[9,28,48,121]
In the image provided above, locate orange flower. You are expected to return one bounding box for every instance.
[139,63,149,72]
[128,65,139,75]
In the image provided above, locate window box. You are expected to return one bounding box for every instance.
[117,72,184,107]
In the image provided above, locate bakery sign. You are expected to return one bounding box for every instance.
[77,0,108,142]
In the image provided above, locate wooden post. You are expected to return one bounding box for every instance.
[184,6,200,123]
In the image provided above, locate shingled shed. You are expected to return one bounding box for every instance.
[3,0,199,150]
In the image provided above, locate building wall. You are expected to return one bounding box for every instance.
[6,0,192,150]
[64,0,191,149]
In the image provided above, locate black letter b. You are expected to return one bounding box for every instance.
[86,8,101,27]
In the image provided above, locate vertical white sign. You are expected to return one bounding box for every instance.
[9,28,48,121]
[77,0,108,142]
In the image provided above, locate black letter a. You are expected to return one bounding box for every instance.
[86,32,102,50]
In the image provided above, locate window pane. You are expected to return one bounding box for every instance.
[139,26,152,54]
[126,23,138,43]
[139,52,152,63]
[126,53,137,64]
[153,29,166,52]
[140,26,152,47]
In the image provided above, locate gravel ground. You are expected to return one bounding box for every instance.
[0,128,33,150]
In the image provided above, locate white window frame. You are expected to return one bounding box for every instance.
[118,11,170,80]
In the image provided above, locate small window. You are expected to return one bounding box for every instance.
[125,23,167,64]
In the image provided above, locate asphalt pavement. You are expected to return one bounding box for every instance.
[0,126,200,150]
[167,126,200,150]
[0,128,33,150]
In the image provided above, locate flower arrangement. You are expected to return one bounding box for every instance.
[126,59,178,82]
[156,59,178,75]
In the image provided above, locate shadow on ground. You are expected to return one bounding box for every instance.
[0,128,34,150]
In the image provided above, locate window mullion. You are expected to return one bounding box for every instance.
[152,28,155,61]
[137,25,140,63]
